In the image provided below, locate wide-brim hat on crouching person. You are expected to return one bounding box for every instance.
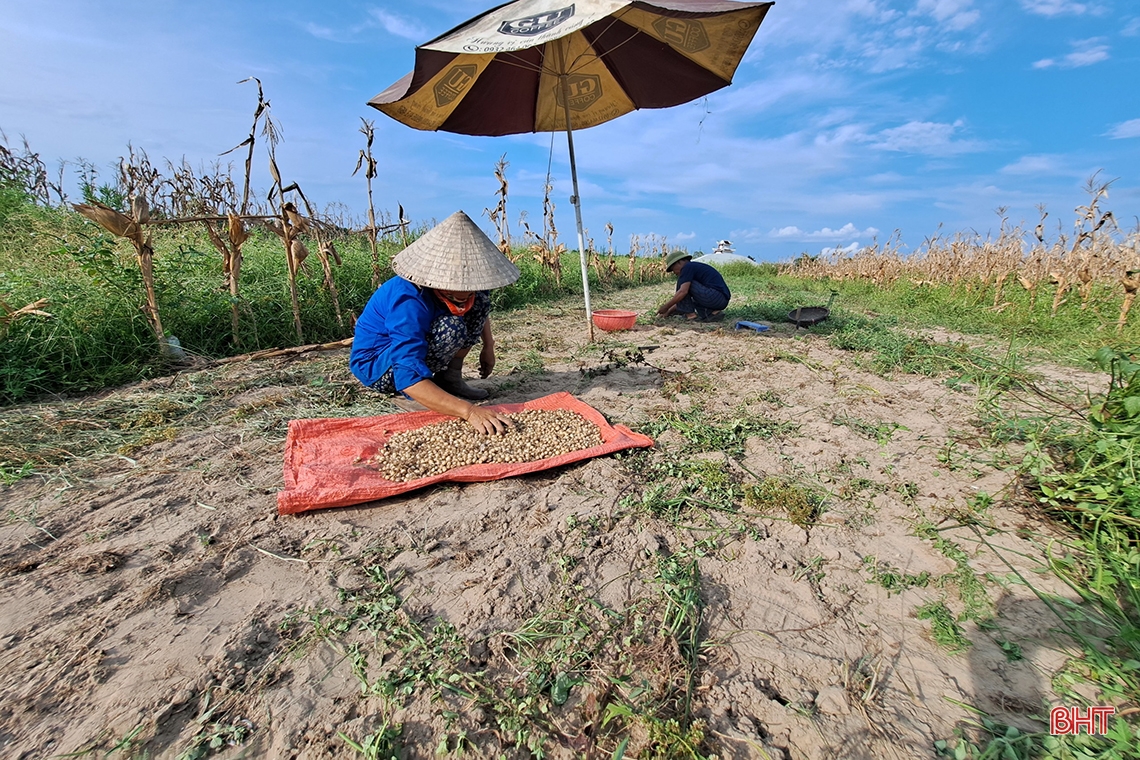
[393,210,520,291]
[664,250,693,271]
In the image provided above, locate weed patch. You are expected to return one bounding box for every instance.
[915,522,993,623]
[862,556,932,595]
[744,476,822,528]
[931,349,1140,756]
[916,600,972,654]
[285,551,719,758]
[834,414,907,443]
[641,407,795,458]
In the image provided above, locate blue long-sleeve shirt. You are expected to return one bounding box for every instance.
[350,276,443,391]
[676,261,730,299]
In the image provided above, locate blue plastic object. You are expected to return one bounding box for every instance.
[734,321,770,333]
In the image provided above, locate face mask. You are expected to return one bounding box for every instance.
[436,291,475,316]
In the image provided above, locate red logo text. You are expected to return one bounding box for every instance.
[1050,706,1115,735]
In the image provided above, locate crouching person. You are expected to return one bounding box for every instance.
[350,211,519,434]
[656,250,731,322]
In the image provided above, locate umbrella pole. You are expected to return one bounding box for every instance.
[559,74,595,342]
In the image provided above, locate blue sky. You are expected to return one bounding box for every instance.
[2,0,1137,262]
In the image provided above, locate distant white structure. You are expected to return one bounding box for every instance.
[693,253,760,266]
[693,239,759,266]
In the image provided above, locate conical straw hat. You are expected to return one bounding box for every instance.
[393,211,520,291]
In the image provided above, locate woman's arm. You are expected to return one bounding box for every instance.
[402,378,514,434]
[479,317,496,378]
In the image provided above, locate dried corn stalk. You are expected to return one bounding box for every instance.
[628,234,641,282]
[376,409,603,482]
[483,153,512,258]
[73,198,167,352]
[200,211,248,346]
[1119,272,1140,334]
[291,187,345,330]
[1077,264,1094,310]
[0,297,52,337]
[1049,271,1068,317]
[777,175,1140,330]
[353,119,382,286]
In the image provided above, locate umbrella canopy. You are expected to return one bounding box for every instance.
[370,0,773,336]
[371,0,772,135]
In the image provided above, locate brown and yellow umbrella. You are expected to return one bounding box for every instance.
[370,0,774,337]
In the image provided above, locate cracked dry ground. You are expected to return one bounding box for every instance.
[0,282,1095,759]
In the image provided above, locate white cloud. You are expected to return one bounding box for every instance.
[368,9,428,41]
[674,231,697,241]
[1000,155,1064,174]
[714,72,844,120]
[1019,0,1099,17]
[730,228,767,244]
[916,0,980,31]
[754,0,989,75]
[295,8,430,44]
[769,223,880,241]
[1033,38,1110,68]
[1021,0,1080,16]
[1066,42,1110,66]
[304,23,340,41]
[869,119,982,155]
[1123,18,1140,36]
[821,242,863,256]
[1107,119,1140,139]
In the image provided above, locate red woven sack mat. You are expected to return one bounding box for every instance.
[277,391,654,515]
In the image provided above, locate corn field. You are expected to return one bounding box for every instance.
[785,176,1140,332]
[0,83,673,404]
[498,158,675,290]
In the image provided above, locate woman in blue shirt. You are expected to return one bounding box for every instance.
[350,211,519,434]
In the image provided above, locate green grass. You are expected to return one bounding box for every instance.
[927,350,1140,759]
[935,703,1140,760]
[834,414,907,444]
[915,522,993,623]
[743,476,822,529]
[862,556,932,595]
[717,266,1140,369]
[1006,351,1140,717]
[622,459,744,522]
[0,204,392,403]
[0,195,668,405]
[11,191,1125,406]
[917,600,973,654]
[639,406,795,458]
[280,548,717,759]
[338,722,402,760]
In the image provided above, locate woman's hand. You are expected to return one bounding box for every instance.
[403,378,513,434]
[464,404,514,435]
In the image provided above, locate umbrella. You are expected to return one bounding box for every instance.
[369,0,774,338]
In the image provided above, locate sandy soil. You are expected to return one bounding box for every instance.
[0,283,1099,759]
